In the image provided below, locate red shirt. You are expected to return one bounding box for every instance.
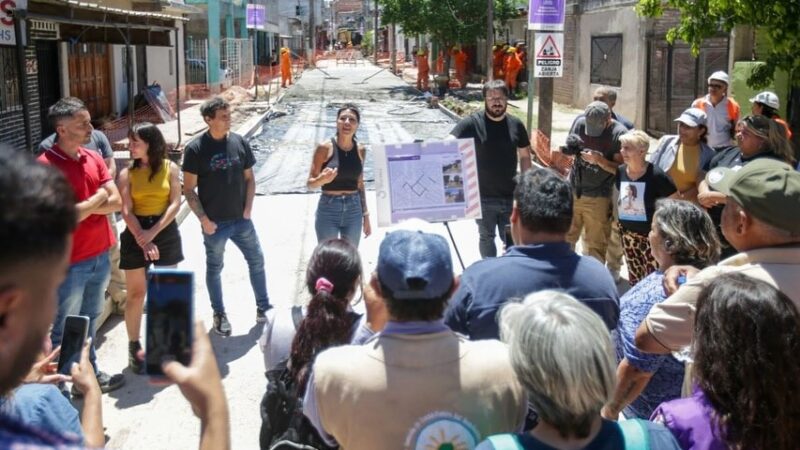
[38,144,115,263]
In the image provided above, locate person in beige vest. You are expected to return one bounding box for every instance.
[635,158,800,353]
[303,230,527,450]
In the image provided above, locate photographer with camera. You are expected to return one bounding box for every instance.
[561,102,627,268]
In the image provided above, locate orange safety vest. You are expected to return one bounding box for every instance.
[692,96,741,122]
[774,117,793,139]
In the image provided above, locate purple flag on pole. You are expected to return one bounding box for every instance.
[528,0,566,31]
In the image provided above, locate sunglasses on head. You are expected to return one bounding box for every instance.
[742,115,771,134]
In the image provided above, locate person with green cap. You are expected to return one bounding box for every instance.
[634,158,800,355]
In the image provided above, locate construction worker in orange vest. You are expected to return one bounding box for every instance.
[691,71,740,148]
[435,50,445,74]
[750,91,793,140]
[504,47,522,93]
[416,48,430,91]
[492,43,507,80]
[280,47,292,88]
[452,45,468,88]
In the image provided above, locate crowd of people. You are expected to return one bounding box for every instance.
[0,70,799,450]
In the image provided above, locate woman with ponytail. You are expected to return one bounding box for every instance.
[259,238,365,380]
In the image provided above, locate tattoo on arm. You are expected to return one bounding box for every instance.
[185,190,207,220]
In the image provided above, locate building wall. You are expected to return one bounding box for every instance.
[554,13,578,106]
[574,6,647,126]
[110,45,135,117]
[145,24,186,96]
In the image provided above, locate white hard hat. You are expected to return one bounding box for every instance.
[749,91,780,110]
[707,71,729,85]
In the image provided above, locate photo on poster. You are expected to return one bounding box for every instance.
[618,181,647,221]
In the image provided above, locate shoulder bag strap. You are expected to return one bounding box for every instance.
[618,419,650,450]
[486,434,524,449]
[291,306,304,330]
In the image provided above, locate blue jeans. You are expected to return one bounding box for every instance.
[50,252,110,370]
[315,193,363,247]
[202,218,270,314]
[476,197,513,258]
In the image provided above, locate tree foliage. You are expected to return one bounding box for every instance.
[378,0,519,48]
[636,0,800,87]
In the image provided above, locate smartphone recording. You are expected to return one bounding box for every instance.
[57,315,89,375]
[145,269,194,377]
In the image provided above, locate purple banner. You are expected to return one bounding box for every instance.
[528,0,565,31]
[246,4,266,29]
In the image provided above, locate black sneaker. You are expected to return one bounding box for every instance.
[213,312,232,336]
[72,371,125,396]
[128,341,143,374]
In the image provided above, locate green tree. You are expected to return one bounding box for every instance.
[636,0,800,87]
[378,0,518,60]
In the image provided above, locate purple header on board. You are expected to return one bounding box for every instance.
[528,0,565,31]
[247,4,266,29]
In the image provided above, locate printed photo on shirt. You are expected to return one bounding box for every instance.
[619,181,646,221]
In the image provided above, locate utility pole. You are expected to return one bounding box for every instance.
[373,0,378,61]
[486,0,494,81]
[390,23,397,73]
[310,0,316,64]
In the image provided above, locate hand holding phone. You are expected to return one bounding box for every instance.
[146,270,194,377]
[57,315,90,376]
[70,338,101,396]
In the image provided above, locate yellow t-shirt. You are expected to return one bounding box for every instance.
[130,159,171,216]
[668,143,700,193]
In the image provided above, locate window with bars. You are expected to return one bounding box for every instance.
[590,35,623,87]
[0,47,21,113]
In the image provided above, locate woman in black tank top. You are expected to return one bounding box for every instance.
[307,104,371,246]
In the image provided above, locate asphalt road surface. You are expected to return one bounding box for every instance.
[95,60,487,449]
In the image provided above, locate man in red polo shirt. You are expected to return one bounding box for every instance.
[38,97,125,394]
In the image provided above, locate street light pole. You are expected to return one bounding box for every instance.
[486,0,494,81]
[373,0,378,61]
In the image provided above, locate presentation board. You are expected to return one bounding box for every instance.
[373,138,482,226]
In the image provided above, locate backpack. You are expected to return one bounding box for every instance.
[259,306,336,450]
[485,418,651,450]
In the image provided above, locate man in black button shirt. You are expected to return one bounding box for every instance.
[449,80,533,258]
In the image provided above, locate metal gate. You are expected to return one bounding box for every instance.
[185,37,208,85]
[221,38,254,87]
[645,36,729,136]
[36,41,61,137]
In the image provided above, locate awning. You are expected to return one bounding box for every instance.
[26,0,186,46]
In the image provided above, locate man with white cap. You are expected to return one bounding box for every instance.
[750,91,792,139]
[691,71,741,149]
[564,101,627,266]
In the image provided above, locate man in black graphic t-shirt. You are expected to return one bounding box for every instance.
[182,97,272,336]
[450,80,533,258]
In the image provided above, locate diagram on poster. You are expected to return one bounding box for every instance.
[373,138,482,226]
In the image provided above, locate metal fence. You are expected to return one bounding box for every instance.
[185,37,209,85]
[221,38,254,87]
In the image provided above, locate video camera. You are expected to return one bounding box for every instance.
[559,134,584,156]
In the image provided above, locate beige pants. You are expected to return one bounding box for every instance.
[107,214,127,312]
[566,195,612,264]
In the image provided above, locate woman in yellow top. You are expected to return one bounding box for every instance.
[649,108,716,203]
[118,122,183,373]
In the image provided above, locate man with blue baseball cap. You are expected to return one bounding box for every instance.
[303,230,527,450]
